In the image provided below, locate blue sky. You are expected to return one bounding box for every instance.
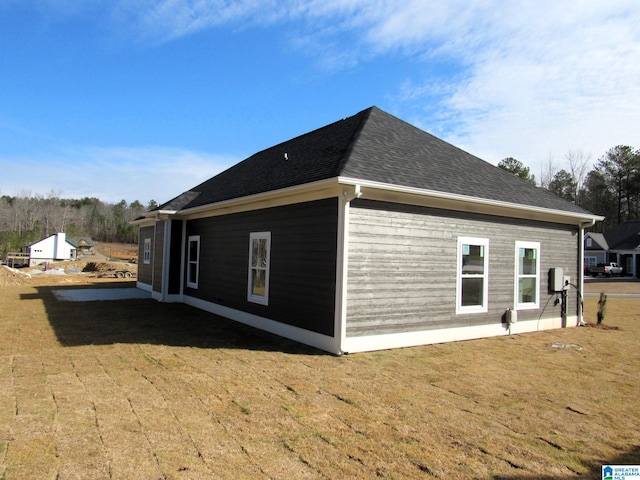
[1,1,639,204]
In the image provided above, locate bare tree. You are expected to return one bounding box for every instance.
[0,193,154,254]
[565,150,592,202]
[539,154,559,189]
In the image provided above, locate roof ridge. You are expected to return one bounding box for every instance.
[335,106,376,176]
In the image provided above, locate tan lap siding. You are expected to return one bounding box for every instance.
[346,200,578,337]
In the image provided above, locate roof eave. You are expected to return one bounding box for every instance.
[176,178,342,219]
[129,209,178,226]
[338,177,604,226]
[147,176,603,227]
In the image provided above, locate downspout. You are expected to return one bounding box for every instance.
[577,220,594,326]
[335,184,362,355]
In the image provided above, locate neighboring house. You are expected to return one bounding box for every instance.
[27,232,76,266]
[583,232,608,273]
[587,221,640,278]
[133,106,602,354]
[68,237,95,255]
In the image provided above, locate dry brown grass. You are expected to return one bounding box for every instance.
[91,241,138,262]
[0,278,638,479]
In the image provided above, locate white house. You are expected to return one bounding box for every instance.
[27,232,76,266]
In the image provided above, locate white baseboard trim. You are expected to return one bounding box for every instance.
[183,295,341,354]
[136,282,153,292]
[342,315,577,354]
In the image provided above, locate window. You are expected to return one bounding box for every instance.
[585,257,597,268]
[586,237,592,247]
[247,232,271,305]
[515,241,540,309]
[186,235,200,289]
[143,238,151,264]
[456,237,489,314]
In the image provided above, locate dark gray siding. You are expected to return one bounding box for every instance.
[152,220,165,293]
[168,220,183,295]
[184,198,338,336]
[346,200,579,337]
[137,226,154,285]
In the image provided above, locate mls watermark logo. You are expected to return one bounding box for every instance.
[603,465,640,480]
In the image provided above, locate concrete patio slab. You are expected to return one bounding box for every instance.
[53,287,151,302]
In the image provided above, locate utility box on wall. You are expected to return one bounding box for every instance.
[549,267,564,292]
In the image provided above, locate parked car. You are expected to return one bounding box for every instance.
[590,262,623,277]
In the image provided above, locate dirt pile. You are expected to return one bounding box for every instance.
[83,261,137,273]
[0,266,30,286]
[83,262,119,273]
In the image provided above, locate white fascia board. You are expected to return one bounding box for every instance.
[338,177,604,226]
[609,248,640,254]
[129,217,155,227]
[177,178,343,220]
[129,210,178,226]
[153,174,603,227]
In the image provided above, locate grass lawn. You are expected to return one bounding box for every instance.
[0,276,638,479]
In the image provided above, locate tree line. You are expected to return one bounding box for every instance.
[498,145,640,232]
[0,192,158,255]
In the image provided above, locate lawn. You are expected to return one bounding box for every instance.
[0,276,638,479]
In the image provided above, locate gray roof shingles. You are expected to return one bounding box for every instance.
[604,220,640,250]
[159,106,593,217]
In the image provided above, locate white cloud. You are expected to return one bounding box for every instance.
[0,146,237,204]
[9,0,640,185]
[113,1,640,164]
[436,2,640,168]
[347,1,640,174]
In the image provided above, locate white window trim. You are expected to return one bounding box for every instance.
[247,232,271,306]
[584,256,598,267]
[456,236,489,314]
[143,238,151,264]
[186,235,200,289]
[514,241,540,310]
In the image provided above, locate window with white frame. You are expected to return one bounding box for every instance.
[143,238,151,264]
[585,257,598,268]
[247,232,271,305]
[186,235,200,289]
[515,241,540,309]
[456,237,489,314]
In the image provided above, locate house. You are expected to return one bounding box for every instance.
[27,232,76,266]
[68,237,95,255]
[133,106,602,354]
[583,232,608,273]
[585,221,640,277]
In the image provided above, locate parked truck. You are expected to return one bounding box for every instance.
[590,262,623,277]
